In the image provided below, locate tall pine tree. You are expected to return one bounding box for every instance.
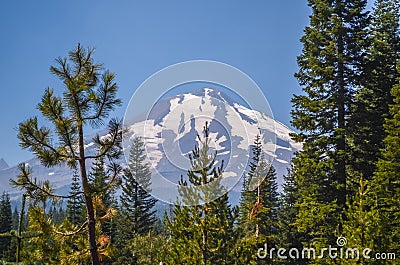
[236,134,279,264]
[2,206,20,262]
[251,155,278,241]
[350,0,400,189]
[166,122,235,265]
[16,44,122,265]
[276,168,307,265]
[371,59,400,258]
[291,0,369,258]
[0,192,12,259]
[66,170,85,225]
[89,156,119,264]
[119,136,157,238]
[237,134,262,238]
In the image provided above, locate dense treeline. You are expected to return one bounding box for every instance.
[291,0,399,264]
[0,0,399,264]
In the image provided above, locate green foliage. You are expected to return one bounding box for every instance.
[276,168,307,265]
[89,157,119,207]
[23,206,59,264]
[114,137,158,263]
[56,199,119,264]
[370,60,400,258]
[231,236,259,265]
[119,137,157,238]
[342,178,381,265]
[252,156,278,240]
[237,134,262,237]
[0,193,12,259]
[236,134,279,264]
[49,206,66,225]
[349,0,400,192]
[66,170,85,226]
[291,152,339,265]
[166,122,235,265]
[55,218,89,265]
[113,232,169,265]
[89,156,119,247]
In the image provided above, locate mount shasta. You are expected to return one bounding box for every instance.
[0,88,301,204]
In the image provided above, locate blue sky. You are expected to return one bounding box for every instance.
[1,1,312,166]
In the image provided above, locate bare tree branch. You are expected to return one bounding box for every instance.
[11,164,84,200]
[54,221,88,236]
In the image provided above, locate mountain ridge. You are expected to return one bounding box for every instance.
[0,158,9,170]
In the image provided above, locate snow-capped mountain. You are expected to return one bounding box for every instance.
[124,87,300,203]
[0,88,301,205]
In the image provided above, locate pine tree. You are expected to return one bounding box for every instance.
[350,0,400,190]
[89,156,118,240]
[237,134,262,237]
[50,206,66,225]
[342,178,380,265]
[252,155,278,240]
[88,156,119,264]
[291,0,369,258]
[119,136,157,239]
[24,205,60,264]
[1,206,20,262]
[67,170,85,225]
[235,134,279,264]
[11,207,18,230]
[277,168,307,265]
[166,122,235,265]
[15,44,122,265]
[90,157,117,209]
[16,194,27,264]
[371,60,400,257]
[114,136,157,264]
[0,192,12,259]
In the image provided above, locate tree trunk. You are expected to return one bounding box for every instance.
[16,194,26,263]
[255,185,260,238]
[202,229,207,265]
[202,205,208,265]
[134,181,138,234]
[337,27,347,210]
[78,125,100,265]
